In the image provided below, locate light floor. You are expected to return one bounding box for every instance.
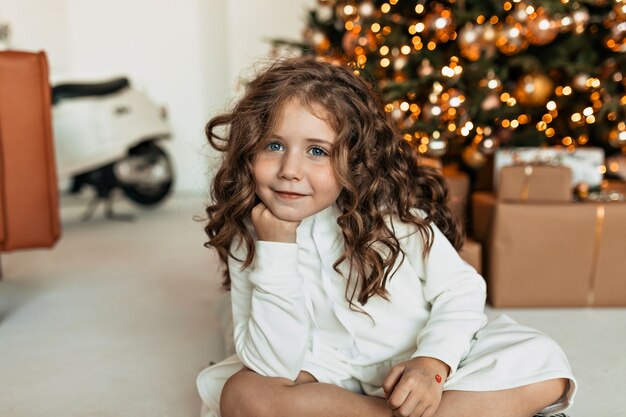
[0,192,624,417]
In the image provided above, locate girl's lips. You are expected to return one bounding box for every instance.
[274,190,307,199]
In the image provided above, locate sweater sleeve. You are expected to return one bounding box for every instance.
[403,222,487,378]
[229,238,310,380]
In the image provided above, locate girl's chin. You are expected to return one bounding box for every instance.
[270,209,306,223]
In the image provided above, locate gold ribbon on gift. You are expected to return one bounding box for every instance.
[587,205,605,306]
[519,165,533,201]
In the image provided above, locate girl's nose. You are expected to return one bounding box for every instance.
[278,151,303,180]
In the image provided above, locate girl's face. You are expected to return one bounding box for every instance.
[252,100,342,222]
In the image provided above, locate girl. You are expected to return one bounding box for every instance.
[197,56,576,417]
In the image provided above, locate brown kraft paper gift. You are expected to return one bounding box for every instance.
[489,201,626,307]
[459,239,481,274]
[497,165,572,202]
[443,165,470,225]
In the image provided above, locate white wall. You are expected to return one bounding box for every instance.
[0,0,313,194]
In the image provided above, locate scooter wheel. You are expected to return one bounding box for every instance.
[117,142,174,206]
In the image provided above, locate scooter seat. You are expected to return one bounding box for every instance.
[52,77,130,103]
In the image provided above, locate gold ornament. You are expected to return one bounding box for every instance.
[496,23,529,55]
[526,12,558,45]
[341,30,376,57]
[480,23,498,58]
[426,137,449,158]
[423,6,456,43]
[462,146,487,169]
[458,23,483,61]
[305,28,330,53]
[614,0,626,19]
[342,30,359,56]
[514,73,554,106]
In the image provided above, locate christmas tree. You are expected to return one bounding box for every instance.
[272,0,626,174]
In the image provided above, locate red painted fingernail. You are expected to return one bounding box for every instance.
[435,374,442,383]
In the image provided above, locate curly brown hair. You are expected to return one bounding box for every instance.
[204,55,463,307]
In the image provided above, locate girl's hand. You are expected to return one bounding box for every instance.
[251,202,301,243]
[382,356,450,417]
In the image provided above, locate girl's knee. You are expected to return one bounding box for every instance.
[543,377,569,404]
[526,377,570,414]
[220,368,292,417]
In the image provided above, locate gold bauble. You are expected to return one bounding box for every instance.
[458,23,483,61]
[423,7,456,43]
[341,31,376,57]
[514,73,554,107]
[480,23,498,58]
[342,30,360,56]
[462,146,487,169]
[305,28,330,53]
[614,0,626,19]
[496,24,529,55]
[526,13,558,45]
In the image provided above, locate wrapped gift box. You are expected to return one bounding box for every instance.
[494,147,604,188]
[443,165,470,225]
[471,192,626,307]
[459,239,481,274]
[498,165,572,202]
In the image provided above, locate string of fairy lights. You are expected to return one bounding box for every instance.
[275,0,626,172]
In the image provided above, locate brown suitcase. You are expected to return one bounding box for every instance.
[0,50,61,252]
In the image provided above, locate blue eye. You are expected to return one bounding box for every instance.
[266,142,284,152]
[309,146,328,157]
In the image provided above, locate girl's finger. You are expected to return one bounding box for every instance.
[410,401,430,417]
[383,365,405,399]
[416,404,433,417]
[396,391,421,417]
[388,384,411,411]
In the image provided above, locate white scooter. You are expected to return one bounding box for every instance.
[52,77,174,220]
